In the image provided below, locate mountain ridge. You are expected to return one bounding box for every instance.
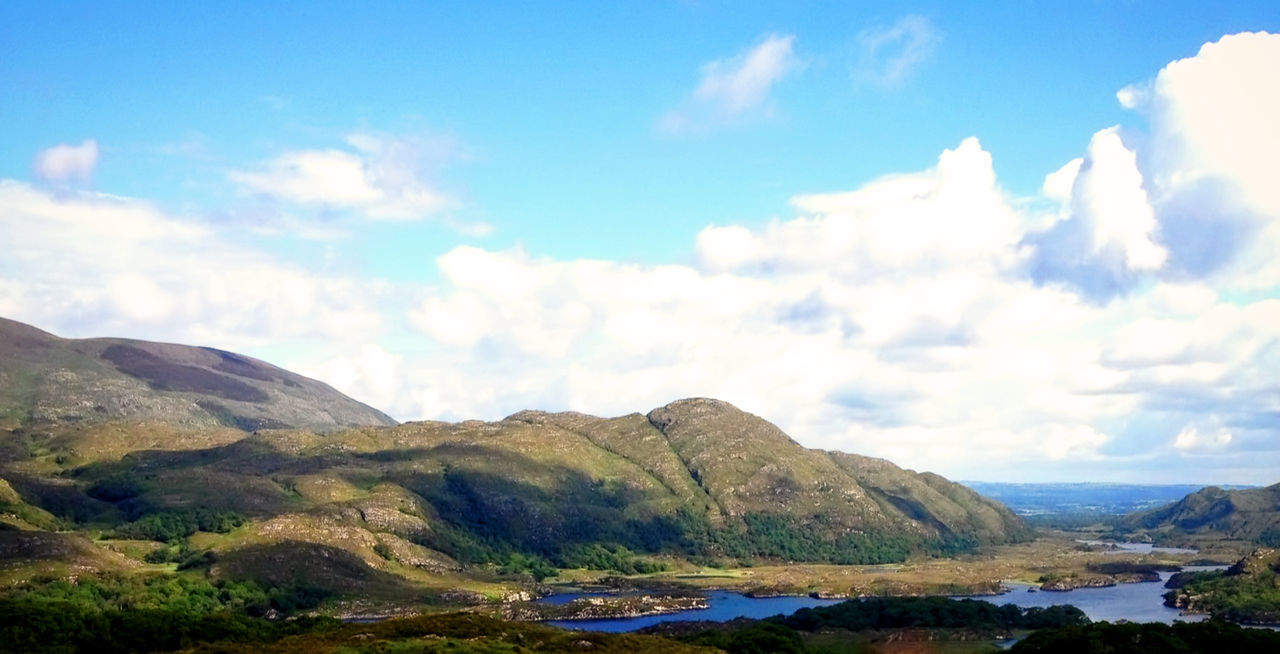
[1118,482,1280,545]
[1,316,1029,604]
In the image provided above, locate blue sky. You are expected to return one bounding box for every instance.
[3,2,1279,483]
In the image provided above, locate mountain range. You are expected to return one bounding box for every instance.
[0,316,1028,600]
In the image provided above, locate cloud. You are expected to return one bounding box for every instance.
[1133,31,1280,289]
[390,105,1280,482]
[1027,128,1167,299]
[1173,425,1233,451]
[856,15,940,87]
[1027,31,1280,299]
[0,180,383,351]
[230,131,485,230]
[659,34,799,134]
[34,140,99,182]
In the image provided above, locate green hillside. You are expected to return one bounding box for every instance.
[1118,483,1280,546]
[0,317,1029,613]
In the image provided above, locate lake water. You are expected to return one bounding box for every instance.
[1076,540,1198,555]
[544,568,1225,632]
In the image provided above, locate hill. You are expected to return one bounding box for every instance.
[1117,483,1280,546]
[1,318,1029,613]
[1163,548,1280,624]
[0,316,395,433]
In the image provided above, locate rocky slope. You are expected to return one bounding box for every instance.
[0,316,395,433]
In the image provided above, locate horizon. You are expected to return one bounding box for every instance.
[3,3,1279,484]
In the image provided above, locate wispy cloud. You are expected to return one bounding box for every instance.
[659,34,799,134]
[34,139,99,182]
[856,15,940,87]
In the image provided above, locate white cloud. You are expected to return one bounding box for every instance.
[1134,31,1280,289]
[296,344,402,416]
[34,140,99,182]
[1174,425,1233,451]
[659,34,799,134]
[229,132,482,229]
[1042,158,1083,204]
[1026,128,1168,299]
[1028,32,1280,299]
[0,180,383,352]
[856,15,941,87]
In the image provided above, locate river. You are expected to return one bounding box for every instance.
[544,568,1224,632]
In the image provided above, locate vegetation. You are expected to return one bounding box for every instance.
[0,600,341,654]
[0,573,329,617]
[0,604,712,654]
[776,596,1089,632]
[109,507,246,542]
[1117,482,1280,545]
[1010,620,1280,652]
[660,597,1089,653]
[1164,569,1280,623]
[0,318,1035,616]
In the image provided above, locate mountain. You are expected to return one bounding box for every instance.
[1117,482,1280,546]
[0,316,395,433]
[1,317,1028,609]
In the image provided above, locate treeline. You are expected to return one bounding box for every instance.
[1163,567,1280,624]
[110,507,246,542]
[0,600,339,654]
[1010,620,1280,653]
[1,573,328,617]
[0,605,705,654]
[777,596,1089,632]
[408,468,983,576]
[666,596,1088,653]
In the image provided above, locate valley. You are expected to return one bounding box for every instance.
[2,317,1278,652]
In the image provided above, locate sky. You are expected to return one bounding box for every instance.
[2,2,1279,484]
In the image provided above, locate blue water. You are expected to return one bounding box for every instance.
[543,568,1228,632]
[545,590,845,631]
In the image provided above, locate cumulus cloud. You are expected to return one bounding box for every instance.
[659,34,799,134]
[856,15,941,87]
[0,180,383,351]
[1028,31,1280,298]
[230,131,484,230]
[1027,128,1167,299]
[34,140,99,182]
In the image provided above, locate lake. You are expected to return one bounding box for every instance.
[544,568,1223,632]
[1076,539,1198,555]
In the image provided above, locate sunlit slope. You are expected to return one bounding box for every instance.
[0,316,395,433]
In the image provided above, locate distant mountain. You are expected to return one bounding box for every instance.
[962,482,1256,517]
[1118,483,1280,545]
[0,316,395,433]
